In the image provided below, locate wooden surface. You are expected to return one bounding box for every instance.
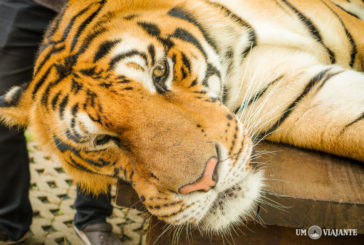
[255,142,364,233]
[259,142,364,203]
[146,216,364,245]
[116,142,364,242]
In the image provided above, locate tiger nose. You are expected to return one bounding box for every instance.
[178,157,218,194]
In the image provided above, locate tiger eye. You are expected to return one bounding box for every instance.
[94,135,112,146]
[153,64,166,77]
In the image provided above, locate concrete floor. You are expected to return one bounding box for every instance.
[24,141,148,245]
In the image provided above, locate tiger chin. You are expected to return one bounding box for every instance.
[1,0,364,235]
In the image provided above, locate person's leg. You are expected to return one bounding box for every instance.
[73,188,123,245]
[74,187,113,230]
[0,126,31,242]
[0,0,56,242]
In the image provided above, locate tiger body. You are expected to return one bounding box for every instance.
[0,0,363,232]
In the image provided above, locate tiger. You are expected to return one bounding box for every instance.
[0,0,363,233]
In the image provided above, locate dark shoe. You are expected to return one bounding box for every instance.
[74,223,122,245]
[0,232,26,245]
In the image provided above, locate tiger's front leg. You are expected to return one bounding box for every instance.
[228,47,364,162]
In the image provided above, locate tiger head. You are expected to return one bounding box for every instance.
[0,0,263,232]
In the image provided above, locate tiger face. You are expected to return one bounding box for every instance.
[0,0,263,232]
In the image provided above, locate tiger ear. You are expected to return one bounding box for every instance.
[0,85,32,127]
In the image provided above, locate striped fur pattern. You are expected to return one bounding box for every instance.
[0,0,363,232]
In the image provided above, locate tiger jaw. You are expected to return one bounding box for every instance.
[147,167,263,232]
[201,170,264,232]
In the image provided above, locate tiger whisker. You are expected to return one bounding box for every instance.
[257,194,288,212]
[152,221,173,245]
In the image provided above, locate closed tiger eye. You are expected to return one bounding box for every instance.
[94,135,112,146]
[153,63,166,77]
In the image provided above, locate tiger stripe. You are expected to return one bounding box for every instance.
[167,7,218,51]
[169,28,208,58]
[281,0,336,64]
[0,0,363,231]
[109,50,149,70]
[137,22,174,49]
[343,113,364,131]
[322,0,357,67]
[334,3,361,19]
[203,1,257,60]
[234,75,284,114]
[263,68,332,136]
[70,0,106,51]
[35,4,93,75]
[93,40,120,63]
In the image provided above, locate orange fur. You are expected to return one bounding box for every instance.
[0,0,363,231]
